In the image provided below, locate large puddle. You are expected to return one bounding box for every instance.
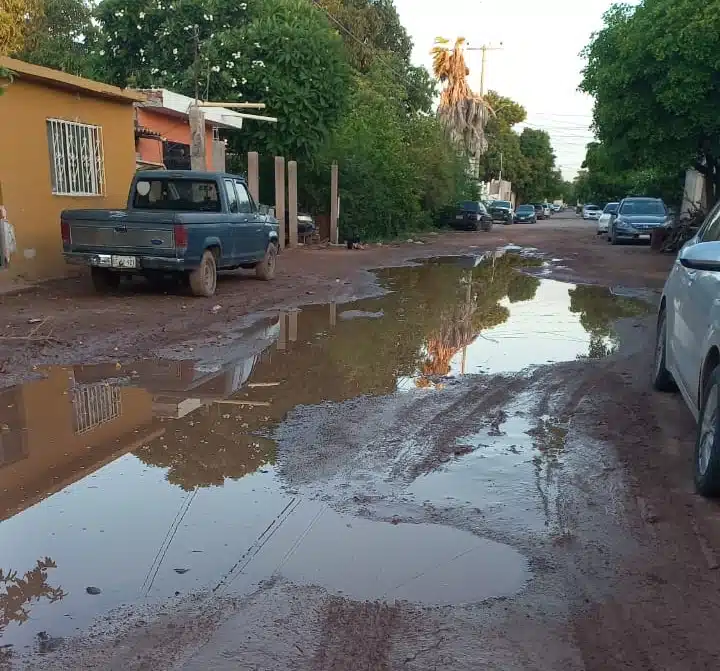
[0,252,649,658]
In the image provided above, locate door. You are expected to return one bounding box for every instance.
[672,204,720,402]
[234,181,265,258]
[223,179,250,263]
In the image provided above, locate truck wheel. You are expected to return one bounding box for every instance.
[189,250,217,297]
[256,243,277,281]
[91,267,121,293]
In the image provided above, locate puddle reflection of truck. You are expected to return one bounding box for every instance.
[61,171,280,297]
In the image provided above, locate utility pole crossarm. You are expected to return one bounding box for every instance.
[199,102,266,109]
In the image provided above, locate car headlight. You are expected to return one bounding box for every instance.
[615,218,630,228]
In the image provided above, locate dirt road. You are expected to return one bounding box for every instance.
[2,214,720,670]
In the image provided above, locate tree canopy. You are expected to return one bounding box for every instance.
[581,0,720,206]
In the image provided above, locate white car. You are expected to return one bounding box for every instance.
[543,204,552,218]
[583,204,602,220]
[597,202,619,235]
[654,201,720,496]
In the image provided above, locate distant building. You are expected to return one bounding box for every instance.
[134,89,246,172]
[0,56,142,286]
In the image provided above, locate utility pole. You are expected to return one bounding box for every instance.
[499,151,503,183]
[466,42,503,95]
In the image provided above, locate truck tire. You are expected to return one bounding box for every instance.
[91,267,121,293]
[189,250,217,297]
[479,220,493,232]
[256,243,277,281]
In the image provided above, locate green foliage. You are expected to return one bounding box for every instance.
[297,59,473,240]
[514,128,557,202]
[580,0,720,205]
[94,0,350,160]
[14,0,95,75]
[212,0,351,159]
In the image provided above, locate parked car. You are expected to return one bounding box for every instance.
[514,204,537,224]
[582,204,602,220]
[61,170,280,297]
[543,203,553,218]
[597,202,619,235]
[653,201,720,496]
[533,204,546,220]
[606,197,668,244]
[488,200,514,225]
[448,201,493,231]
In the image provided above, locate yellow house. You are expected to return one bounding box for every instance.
[0,57,143,288]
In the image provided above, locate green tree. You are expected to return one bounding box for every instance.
[94,0,350,160]
[580,0,720,206]
[515,127,556,202]
[14,0,95,75]
[480,91,527,185]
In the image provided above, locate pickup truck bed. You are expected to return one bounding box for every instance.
[62,171,280,297]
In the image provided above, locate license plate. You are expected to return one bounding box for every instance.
[639,234,651,240]
[456,215,464,220]
[111,255,137,269]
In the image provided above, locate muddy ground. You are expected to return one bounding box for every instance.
[3,214,720,670]
[0,216,671,386]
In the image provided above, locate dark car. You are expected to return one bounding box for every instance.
[514,204,537,224]
[488,200,513,225]
[533,204,546,220]
[448,201,493,231]
[607,197,668,244]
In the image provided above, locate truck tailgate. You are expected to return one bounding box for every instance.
[65,210,178,255]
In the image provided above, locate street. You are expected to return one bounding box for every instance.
[2,212,720,670]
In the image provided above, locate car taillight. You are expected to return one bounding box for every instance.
[61,219,70,244]
[174,224,188,250]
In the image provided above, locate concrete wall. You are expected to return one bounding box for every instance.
[0,79,138,285]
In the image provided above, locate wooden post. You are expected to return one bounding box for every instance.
[277,311,287,351]
[274,157,286,249]
[329,302,337,327]
[288,160,298,248]
[288,310,298,342]
[330,161,339,245]
[247,152,260,203]
[189,105,207,171]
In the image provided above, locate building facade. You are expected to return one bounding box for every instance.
[0,57,142,287]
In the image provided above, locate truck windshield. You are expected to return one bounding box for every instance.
[133,179,221,212]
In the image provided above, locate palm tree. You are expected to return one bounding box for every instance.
[431,37,493,158]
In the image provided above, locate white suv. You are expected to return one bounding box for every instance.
[654,200,720,496]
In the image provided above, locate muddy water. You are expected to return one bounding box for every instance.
[0,253,648,659]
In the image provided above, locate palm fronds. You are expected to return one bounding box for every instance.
[431,37,493,157]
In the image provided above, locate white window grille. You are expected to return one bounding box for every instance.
[46,119,106,196]
[72,383,121,434]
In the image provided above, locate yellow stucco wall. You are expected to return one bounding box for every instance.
[0,78,137,283]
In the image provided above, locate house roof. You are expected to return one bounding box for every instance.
[0,56,145,103]
[136,88,245,131]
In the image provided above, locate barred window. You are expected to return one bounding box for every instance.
[72,383,121,434]
[46,119,106,196]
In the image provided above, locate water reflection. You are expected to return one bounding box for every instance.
[0,558,65,636]
[0,254,650,649]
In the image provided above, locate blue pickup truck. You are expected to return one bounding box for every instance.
[61,170,280,297]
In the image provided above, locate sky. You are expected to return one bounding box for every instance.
[392,0,617,180]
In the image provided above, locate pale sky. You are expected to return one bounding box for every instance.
[393,0,616,179]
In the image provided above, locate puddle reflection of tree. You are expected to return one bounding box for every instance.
[0,558,65,638]
[569,285,649,358]
[136,255,541,491]
[415,257,541,382]
[528,419,569,533]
